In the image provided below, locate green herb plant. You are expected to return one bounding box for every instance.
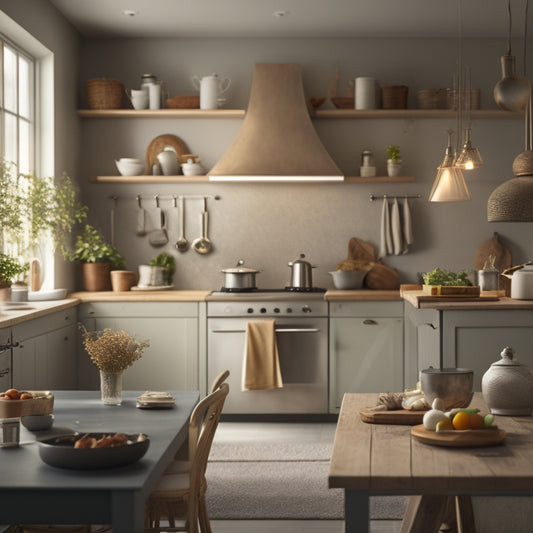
[70,224,125,270]
[0,253,29,285]
[148,253,175,285]
[386,144,401,162]
[423,267,473,287]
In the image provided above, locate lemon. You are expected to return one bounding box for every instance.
[436,418,454,432]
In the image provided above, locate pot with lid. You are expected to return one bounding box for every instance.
[482,346,533,415]
[288,253,315,289]
[221,260,259,290]
[510,263,533,300]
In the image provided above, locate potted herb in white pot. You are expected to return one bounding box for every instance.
[386,144,402,177]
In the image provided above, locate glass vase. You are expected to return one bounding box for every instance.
[100,370,123,405]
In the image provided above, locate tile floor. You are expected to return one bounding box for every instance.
[209,421,402,533]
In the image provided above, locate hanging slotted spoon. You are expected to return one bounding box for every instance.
[175,195,189,252]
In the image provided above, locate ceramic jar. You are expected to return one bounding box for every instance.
[482,346,533,415]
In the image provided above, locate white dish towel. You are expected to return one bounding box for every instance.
[402,197,414,254]
[379,197,415,257]
[391,198,402,255]
[379,197,393,259]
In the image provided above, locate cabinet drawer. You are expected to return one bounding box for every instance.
[329,301,404,317]
[12,309,76,340]
[78,302,199,318]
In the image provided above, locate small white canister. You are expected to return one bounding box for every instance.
[482,346,533,415]
[0,417,20,447]
[355,77,377,109]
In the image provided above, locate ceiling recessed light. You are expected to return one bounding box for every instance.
[122,9,139,17]
[273,10,289,18]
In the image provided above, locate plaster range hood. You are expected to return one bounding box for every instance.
[208,63,344,182]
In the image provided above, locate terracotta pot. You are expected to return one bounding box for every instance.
[110,270,139,292]
[82,262,112,291]
[0,284,11,301]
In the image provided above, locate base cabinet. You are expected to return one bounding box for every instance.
[329,301,404,413]
[77,302,203,393]
[12,309,77,390]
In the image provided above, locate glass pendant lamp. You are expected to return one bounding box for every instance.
[430,129,471,202]
[456,127,484,169]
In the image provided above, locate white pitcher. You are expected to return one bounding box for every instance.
[192,73,231,110]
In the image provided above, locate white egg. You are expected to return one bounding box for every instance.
[423,409,447,430]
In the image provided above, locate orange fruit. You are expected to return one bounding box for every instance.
[452,411,470,430]
[469,413,485,429]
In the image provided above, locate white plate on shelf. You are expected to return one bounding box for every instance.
[131,285,174,291]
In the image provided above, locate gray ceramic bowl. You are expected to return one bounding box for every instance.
[329,270,368,290]
[420,367,474,411]
[21,414,54,431]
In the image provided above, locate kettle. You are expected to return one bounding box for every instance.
[288,253,315,289]
[511,263,533,300]
[192,73,231,110]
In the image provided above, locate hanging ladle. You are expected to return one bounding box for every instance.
[175,195,189,252]
[192,197,212,255]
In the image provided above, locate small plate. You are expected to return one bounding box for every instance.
[131,285,174,291]
[38,432,149,470]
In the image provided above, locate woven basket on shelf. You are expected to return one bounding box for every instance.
[86,78,125,109]
[381,85,408,109]
[417,88,450,109]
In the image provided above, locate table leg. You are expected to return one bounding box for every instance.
[112,492,145,533]
[344,490,369,533]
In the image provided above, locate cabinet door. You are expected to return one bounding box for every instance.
[46,324,77,389]
[79,316,198,391]
[329,316,403,412]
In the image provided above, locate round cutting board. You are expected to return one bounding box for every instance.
[473,232,511,271]
[411,424,506,447]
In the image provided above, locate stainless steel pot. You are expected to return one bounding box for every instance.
[221,260,259,290]
[288,253,315,289]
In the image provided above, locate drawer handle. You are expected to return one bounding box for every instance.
[0,368,10,377]
[424,323,438,330]
[363,319,377,325]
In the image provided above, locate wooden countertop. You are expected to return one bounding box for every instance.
[69,290,212,302]
[402,289,533,310]
[325,289,401,301]
[0,298,79,327]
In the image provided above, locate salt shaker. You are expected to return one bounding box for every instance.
[360,149,376,177]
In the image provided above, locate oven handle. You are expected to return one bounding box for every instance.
[210,328,321,333]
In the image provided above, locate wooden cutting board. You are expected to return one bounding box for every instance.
[360,408,426,425]
[473,232,512,271]
[347,237,375,262]
[422,285,480,296]
[411,424,506,447]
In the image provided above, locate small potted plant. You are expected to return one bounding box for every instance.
[149,253,175,286]
[69,224,126,292]
[0,253,29,301]
[386,144,402,177]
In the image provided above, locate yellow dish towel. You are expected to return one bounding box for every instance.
[242,320,283,391]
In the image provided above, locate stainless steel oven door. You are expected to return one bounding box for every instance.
[207,317,328,414]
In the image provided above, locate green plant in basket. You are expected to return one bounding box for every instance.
[149,252,175,285]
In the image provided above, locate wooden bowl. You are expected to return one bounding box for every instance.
[166,95,200,109]
[308,97,326,109]
[331,97,354,109]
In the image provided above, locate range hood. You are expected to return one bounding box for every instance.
[208,63,344,182]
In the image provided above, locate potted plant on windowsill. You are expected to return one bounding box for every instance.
[0,253,29,301]
[69,224,126,292]
[386,144,402,177]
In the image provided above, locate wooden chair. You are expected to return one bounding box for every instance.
[144,382,229,533]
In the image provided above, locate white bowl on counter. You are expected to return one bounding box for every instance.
[115,158,145,176]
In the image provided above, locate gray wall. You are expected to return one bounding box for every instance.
[77,37,533,290]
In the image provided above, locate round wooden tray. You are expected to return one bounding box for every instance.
[145,134,189,174]
[411,424,506,447]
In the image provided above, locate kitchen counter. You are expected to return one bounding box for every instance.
[325,289,401,301]
[402,290,533,310]
[0,298,79,327]
[69,290,212,302]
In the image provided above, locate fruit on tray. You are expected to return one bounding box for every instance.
[0,388,33,400]
[423,399,498,431]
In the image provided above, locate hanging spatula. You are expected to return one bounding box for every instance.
[136,195,147,236]
[149,196,169,247]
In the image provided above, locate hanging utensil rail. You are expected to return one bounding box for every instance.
[109,194,221,205]
[369,194,421,201]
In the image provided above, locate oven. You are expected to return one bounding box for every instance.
[206,291,328,415]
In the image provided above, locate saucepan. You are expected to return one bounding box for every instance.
[221,260,260,290]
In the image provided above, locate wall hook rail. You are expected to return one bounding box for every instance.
[369,194,421,201]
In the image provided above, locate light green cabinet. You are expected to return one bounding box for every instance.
[77,302,204,393]
[12,308,77,390]
[329,301,404,413]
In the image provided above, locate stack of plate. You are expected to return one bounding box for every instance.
[136,391,175,409]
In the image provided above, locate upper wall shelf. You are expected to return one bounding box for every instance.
[78,108,522,120]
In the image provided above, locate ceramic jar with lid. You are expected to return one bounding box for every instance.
[481,346,533,415]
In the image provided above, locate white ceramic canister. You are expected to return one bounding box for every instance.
[192,74,231,110]
[355,77,377,109]
[481,346,533,415]
[511,264,533,299]
[157,148,180,175]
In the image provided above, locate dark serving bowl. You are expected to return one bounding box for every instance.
[38,432,150,470]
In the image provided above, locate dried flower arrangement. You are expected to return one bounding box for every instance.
[80,325,149,373]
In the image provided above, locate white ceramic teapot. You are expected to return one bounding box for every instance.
[482,346,533,415]
[157,148,180,176]
[192,73,231,110]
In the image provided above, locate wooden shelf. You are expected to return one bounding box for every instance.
[78,109,245,119]
[92,175,414,184]
[313,109,522,119]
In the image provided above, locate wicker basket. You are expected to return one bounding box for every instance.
[381,85,408,109]
[417,89,450,109]
[86,78,125,110]
[166,95,200,109]
[0,393,54,418]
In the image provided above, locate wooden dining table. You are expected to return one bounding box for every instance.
[0,390,199,533]
[329,392,533,533]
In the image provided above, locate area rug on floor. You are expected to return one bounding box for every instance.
[206,442,407,520]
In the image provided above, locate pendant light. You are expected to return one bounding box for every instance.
[494,0,531,112]
[487,0,533,221]
[429,129,471,202]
